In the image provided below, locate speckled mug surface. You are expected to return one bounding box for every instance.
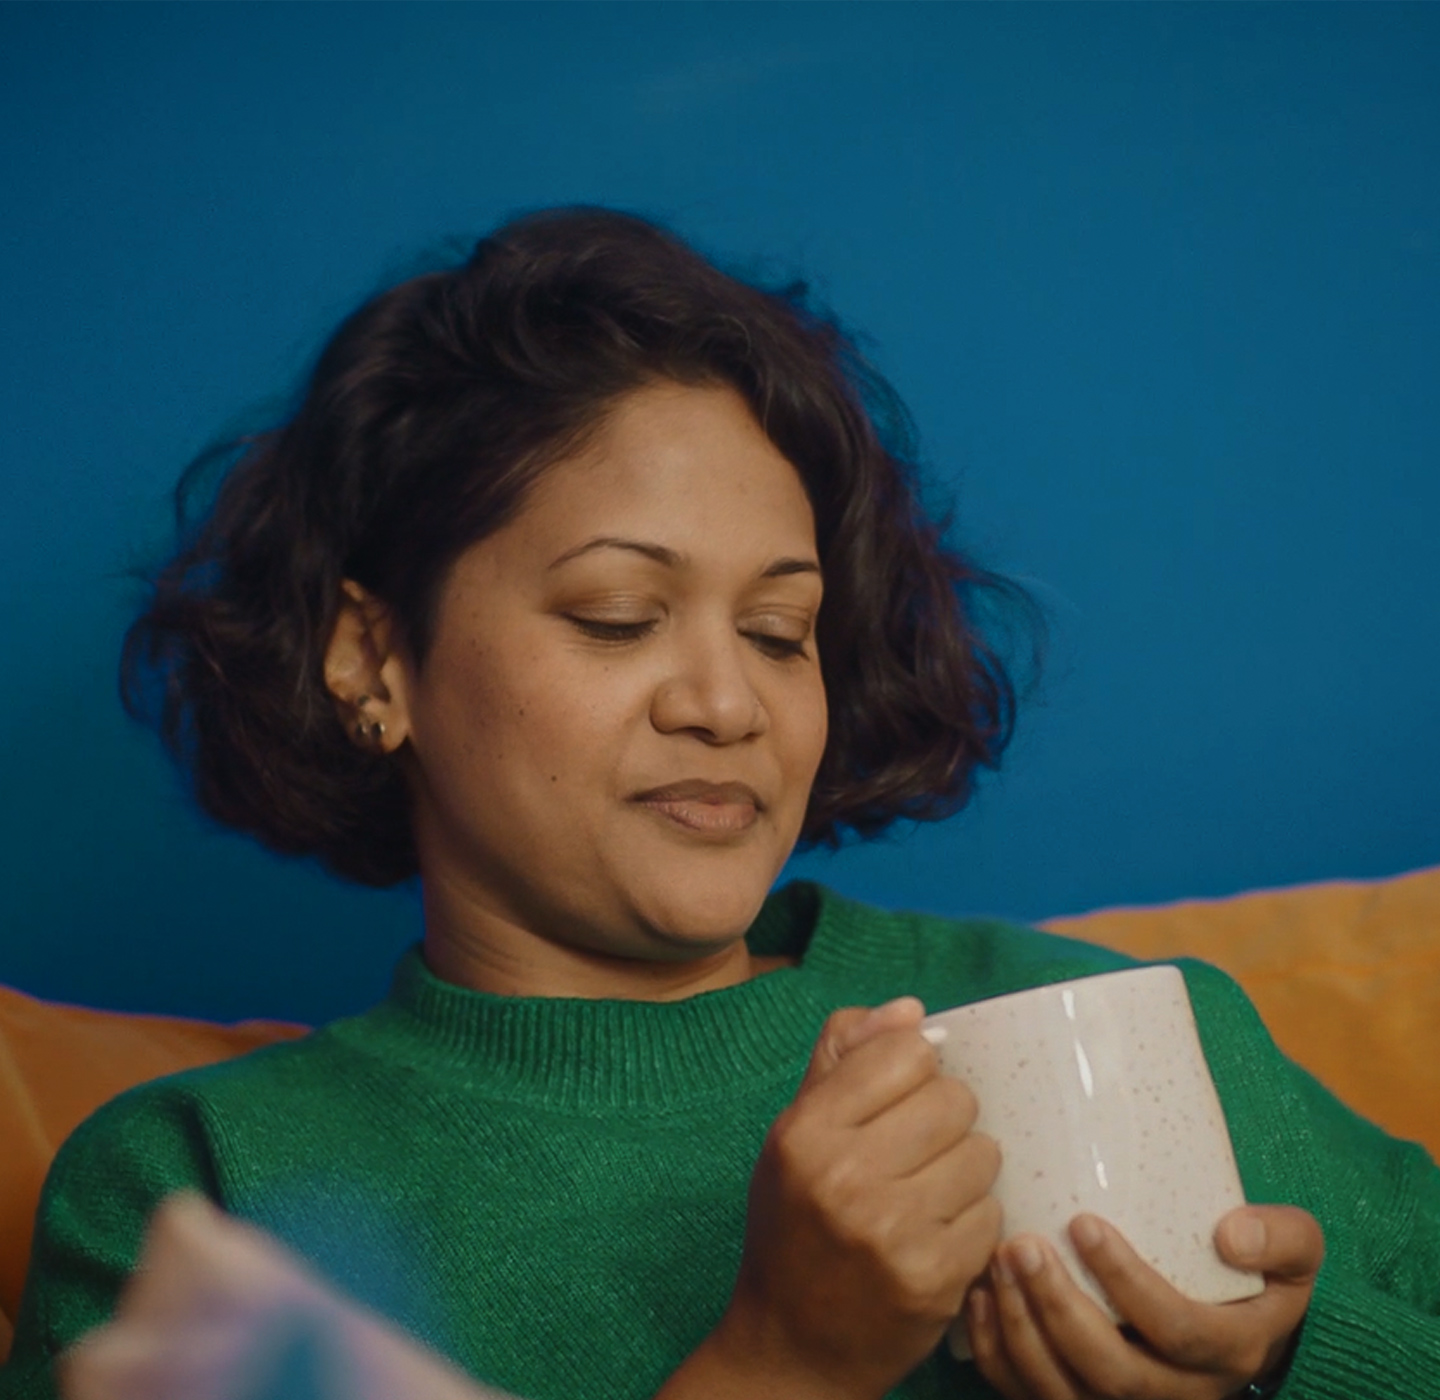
[921,965,1263,1358]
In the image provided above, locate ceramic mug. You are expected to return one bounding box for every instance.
[920,964,1264,1358]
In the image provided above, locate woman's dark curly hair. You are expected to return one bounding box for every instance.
[122,207,1039,887]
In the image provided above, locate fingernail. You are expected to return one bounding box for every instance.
[1012,1239,1045,1278]
[968,1287,990,1323]
[992,1255,1016,1288]
[1227,1213,1267,1261]
[1072,1214,1105,1251]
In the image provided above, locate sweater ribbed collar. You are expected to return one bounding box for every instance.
[335,882,900,1111]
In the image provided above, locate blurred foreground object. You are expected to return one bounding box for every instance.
[57,1194,505,1400]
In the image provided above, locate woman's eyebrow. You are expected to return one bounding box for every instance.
[762,557,822,580]
[547,537,821,579]
[548,537,680,570]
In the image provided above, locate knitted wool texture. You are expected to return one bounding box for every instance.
[3,883,1438,1400]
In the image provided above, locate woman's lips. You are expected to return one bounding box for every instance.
[631,780,763,837]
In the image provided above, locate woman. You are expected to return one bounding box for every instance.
[4,209,1436,1400]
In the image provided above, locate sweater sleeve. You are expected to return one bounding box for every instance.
[1258,1065,1440,1399]
[0,1082,222,1400]
[1178,959,1440,1399]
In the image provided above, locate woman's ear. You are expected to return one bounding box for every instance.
[323,581,412,755]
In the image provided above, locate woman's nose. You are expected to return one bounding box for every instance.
[650,632,768,743]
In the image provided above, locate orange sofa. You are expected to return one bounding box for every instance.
[3,865,1437,1363]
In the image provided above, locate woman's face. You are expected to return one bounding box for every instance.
[377,381,828,991]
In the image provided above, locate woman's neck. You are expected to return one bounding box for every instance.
[418,873,795,1001]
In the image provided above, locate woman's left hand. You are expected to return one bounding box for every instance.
[965,1204,1323,1400]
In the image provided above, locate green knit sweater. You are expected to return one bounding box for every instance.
[4,883,1439,1400]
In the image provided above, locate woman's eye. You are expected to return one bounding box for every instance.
[566,616,656,643]
[747,631,808,660]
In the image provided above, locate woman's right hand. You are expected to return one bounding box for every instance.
[666,998,1002,1400]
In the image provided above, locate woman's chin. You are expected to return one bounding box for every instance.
[627,877,775,958]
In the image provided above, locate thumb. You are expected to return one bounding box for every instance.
[800,997,926,1089]
[1216,1206,1325,1283]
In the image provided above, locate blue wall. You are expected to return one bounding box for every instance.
[2,2,1436,1025]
